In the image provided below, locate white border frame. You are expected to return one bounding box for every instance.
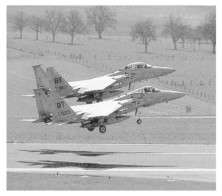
[1,0,221,195]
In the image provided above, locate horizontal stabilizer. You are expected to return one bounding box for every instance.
[20,118,55,124]
[20,118,40,122]
[21,94,35,97]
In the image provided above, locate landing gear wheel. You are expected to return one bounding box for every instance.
[87,127,95,131]
[44,118,51,123]
[99,125,106,133]
[136,118,142,125]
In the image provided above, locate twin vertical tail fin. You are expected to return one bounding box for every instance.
[32,65,74,98]
[46,67,74,98]
[32,65,50,89]
[33,88,52,121]
[33,88,78,123]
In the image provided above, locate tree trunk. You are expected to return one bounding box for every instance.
[144,38,148,53]
[19,29,23,39]
[173,39,177,50]
[35,31,39,40]
[192,40,196,51]
[70,33,74,45]
[52,32,56,42]
[182,39,185,48]
[98,31,102,39]
[212,41,216,54]
[198,38,201,49]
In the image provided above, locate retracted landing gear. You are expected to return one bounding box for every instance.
[99,125,106,133]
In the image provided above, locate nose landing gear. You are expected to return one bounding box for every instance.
[136,118,142,125]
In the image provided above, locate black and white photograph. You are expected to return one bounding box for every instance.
[5,3,217,191]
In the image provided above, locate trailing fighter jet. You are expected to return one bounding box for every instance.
[29,86,185,133]
[32,62,175,103]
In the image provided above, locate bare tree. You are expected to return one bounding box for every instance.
[130,19,156,53]
[11,11,27,39]
[44,10,63,42]
[29,16,43,40]
[86,6,116,39]
[178,24,190,48]
[185,25,203,50]
[201,12,216,54]
[163,15,185,50]
[195,25,204,48]
[61,10,85,45]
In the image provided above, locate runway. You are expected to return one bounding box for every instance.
[7,143,215,169]
[7,143,215,190]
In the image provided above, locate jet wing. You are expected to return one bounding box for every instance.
[105,70,123,77]
[68,75,126,94]
[71,100,124,119]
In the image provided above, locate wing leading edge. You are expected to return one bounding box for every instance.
[71,100,123,119]
[69,75,124,94]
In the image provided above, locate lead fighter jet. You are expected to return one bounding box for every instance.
[32,62,175,103]
[29,86,185,133]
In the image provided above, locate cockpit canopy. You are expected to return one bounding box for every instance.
[143,87,160,93]
[128,86,160,97]
[124,62,152,70]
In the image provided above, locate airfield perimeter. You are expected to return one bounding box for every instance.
[7,34,216,190]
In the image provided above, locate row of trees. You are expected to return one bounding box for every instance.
[10,6,116,45]
[10,7,216,53]
[131,13,216,54]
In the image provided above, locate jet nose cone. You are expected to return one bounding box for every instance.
[152,66,176,77]
[164,90,185,102]
[160,67,175,75]
[165,67,176,74]
[174,91,185,99]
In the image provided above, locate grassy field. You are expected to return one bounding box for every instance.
[7,31,216,144]
[8,31,216,102]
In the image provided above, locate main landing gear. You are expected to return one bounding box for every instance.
[43,114,53,123]
[87,127,95,131]
[135,107,142,125]
[83,117,107,133]
[87,125,106,133]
